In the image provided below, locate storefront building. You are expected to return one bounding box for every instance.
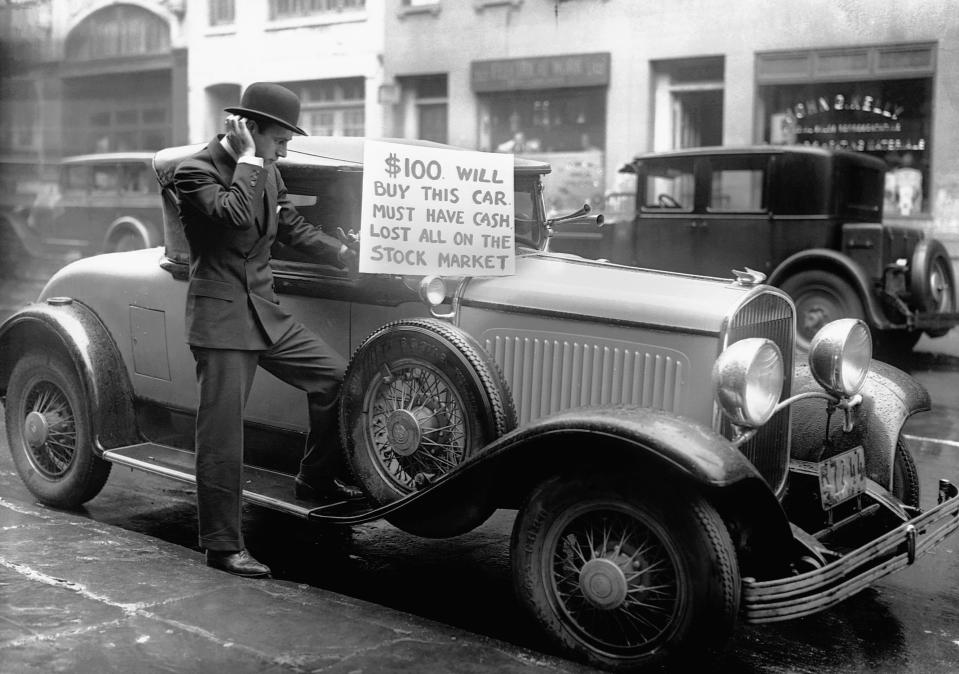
[0,0,188,162]
[184,0,383,144]
[383,0,959,246]
[3,0,957,248]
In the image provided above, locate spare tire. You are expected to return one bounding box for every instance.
[910,239,955,336]
[339,318,516,534]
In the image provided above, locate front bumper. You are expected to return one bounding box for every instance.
[742,479,959,623]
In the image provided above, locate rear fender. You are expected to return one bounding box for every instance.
[0,300,137,454]
[386,405,796,572]
[768,248,892,329]
[789,359,930,489]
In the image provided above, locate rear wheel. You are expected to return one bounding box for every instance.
[5,351,111,508]
[511,474,740,671]
[780,270,867,350]
[911,239,955,338]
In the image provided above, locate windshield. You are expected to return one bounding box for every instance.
[279,168,548,259]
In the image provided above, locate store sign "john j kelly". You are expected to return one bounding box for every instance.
[781,93,925,152]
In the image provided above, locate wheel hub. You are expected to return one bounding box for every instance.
[23,410,49,448]
[386,408,436,457]
[579,557,629,610]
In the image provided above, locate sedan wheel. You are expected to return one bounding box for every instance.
[780,270,866,350]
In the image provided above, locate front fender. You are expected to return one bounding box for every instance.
[789,359,930,488]
[0,299,137,454]
[768,248,893,329]
[384,405,795,564]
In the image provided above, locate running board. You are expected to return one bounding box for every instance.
[101,443,377,523]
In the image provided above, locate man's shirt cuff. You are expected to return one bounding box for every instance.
[238,156,264,168]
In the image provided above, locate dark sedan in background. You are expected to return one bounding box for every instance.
[552,145,959,355]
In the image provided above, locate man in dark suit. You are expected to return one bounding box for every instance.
[174,82,361,578]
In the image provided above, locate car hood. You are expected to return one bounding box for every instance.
[459,251,758,335]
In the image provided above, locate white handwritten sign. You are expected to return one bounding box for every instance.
[360,140,515,276]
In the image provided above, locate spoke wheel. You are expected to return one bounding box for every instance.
[512,475,739,671]
[363,358,469,493]
[5,352,111,508]
[21,380,78,478]
[341,319,515,536]
[546,504,681,652]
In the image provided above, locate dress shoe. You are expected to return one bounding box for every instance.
[294,477,364,502]
[206,549,271,578]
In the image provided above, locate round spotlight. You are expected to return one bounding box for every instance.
[808,318,872,397]
[418,275,447,307]
[713,338,784,428]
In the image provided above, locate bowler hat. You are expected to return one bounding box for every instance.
[225,82,307,135]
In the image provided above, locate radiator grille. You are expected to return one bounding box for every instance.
[485,333,686,426]
[720,290,795,493]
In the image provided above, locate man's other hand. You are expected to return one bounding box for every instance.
[336,227,360,270]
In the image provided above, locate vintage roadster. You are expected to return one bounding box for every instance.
[1,137,957,671]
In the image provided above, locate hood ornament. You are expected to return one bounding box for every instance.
[732,267,767,286]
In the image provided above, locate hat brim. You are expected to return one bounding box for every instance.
[224,106,307,136]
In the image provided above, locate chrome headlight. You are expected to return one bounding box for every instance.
[713,338,784,428]
[808,318,872,397]
[418,275,447,307]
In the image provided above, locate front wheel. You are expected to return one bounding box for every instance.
[892,436,920,509]
[511,475,740,671]
[5,351,111,508]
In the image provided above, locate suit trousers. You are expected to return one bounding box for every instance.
[190,321,347,552]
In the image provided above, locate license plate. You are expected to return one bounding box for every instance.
[818,446,866,509]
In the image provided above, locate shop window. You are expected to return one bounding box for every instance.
[761,77,932,216]
[480,87,606,216]
[483,88,605,154]
[65,5,170,61]
[398,74,448,143]
[269,0,365,20]
[651,57,724,151]
[286,78,365,137]
[209,0,235,26]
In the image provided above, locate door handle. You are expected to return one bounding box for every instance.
[689,220,708,230]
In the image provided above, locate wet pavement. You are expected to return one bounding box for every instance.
[0,488,591,674]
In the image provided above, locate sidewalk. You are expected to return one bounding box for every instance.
[0,496,592,674]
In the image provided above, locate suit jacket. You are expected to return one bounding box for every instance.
[174,137,343,349]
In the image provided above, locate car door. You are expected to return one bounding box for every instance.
[694,154,774,277]
[632,155,700,273]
